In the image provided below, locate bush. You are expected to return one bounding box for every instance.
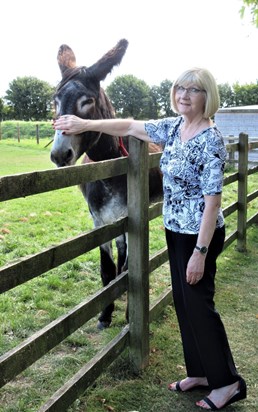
[0,120,53,140]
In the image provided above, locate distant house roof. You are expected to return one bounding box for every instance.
[218,105,258,113]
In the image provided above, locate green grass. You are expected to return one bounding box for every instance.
[0,138,257,411]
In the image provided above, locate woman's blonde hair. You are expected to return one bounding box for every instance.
[170,67,220,119]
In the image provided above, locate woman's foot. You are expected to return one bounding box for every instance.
[196,378,247,410]
[168,377,208,392]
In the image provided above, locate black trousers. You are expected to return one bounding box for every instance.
[165,226,241,389]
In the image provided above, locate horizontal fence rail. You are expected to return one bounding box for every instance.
[0,133,257,411]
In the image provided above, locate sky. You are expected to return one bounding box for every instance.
[1,0,258,98]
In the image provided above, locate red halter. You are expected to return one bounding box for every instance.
[119,136,129,157]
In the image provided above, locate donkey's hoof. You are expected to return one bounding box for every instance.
[97,320,111,330]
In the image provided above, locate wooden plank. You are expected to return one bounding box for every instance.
[149,151,162,169]
[247,189,258,203]
[0,217,127,293]
[0,272,128,388]
[247,214,258,227]
[237,133,248,252]
[249,141,258,150]
[149,247,168,273]
[226,142,239,152]
[149,287,172,323]
[223,172,238,186]
[0,158,127,201]
[223,230,238,250]
[0,151,162,203]
[127,138,150,372]
[223,201,238,218]
[248,165,258,176]
[38,325,130,412]
[149,201,163,221]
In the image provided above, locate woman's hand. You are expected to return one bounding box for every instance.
[53,115,88,135]
[186,251,205,285]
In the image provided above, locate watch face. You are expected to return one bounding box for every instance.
[200,246,208,254]
[196,245,208,254]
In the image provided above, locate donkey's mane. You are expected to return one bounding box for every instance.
[56,66,87,93]
[97,89,116,120]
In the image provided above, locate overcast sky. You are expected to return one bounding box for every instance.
[1,0,257,97]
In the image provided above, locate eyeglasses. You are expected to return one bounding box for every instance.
[176,86,206,96]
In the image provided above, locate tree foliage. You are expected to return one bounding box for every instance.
[233,82,258,106]
[5,77,54,121]
[0,98,4,121]
[0,97,14,121]
[218,82,258,107]
[240,0,258,27]
[106,75,154,119]
[106,75,176,119]
[151,79,175,117]
[218,83,236,107]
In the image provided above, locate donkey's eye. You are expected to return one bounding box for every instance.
[82,98,94,106]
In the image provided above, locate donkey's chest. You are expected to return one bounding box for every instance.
[89,193,127,226]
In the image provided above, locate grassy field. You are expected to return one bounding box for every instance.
[0,139,257,412]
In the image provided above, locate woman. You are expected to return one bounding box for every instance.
[53,67,246,410]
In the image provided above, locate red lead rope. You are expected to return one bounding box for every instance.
[119,136,129,157]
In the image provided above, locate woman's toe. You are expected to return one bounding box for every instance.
[196,399,212,410]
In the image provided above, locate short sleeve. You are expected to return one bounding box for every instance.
[201,130,227,196]
[144,117,181,144]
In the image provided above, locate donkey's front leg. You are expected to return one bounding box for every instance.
[97,241,116,330]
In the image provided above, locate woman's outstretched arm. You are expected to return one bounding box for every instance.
[53,115,151,142]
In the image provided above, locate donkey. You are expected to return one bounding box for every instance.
[50,39,163,329]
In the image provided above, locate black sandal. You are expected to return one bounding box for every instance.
[168,380,209,392]
[197,378,247,410]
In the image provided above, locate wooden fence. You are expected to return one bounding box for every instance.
[0,133,257,411]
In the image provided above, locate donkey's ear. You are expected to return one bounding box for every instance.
[57,44,77,76]
[87,39,129,82]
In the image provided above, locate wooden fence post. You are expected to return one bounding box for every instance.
[228,135,235,165]
[36,124,39,144]
[237,133,248,252]
[127,137,150,372]
[17,123,20,142]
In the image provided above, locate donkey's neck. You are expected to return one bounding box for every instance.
[87,133,122,161]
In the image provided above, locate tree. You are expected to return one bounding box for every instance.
[240,0,258,27]
[0,97,15,120]
[233,82,258,106]
[5,77,55,121]
[0,98,4,121]
[218,83,235,107]
[151,79,175,118]
[106,75,154,119]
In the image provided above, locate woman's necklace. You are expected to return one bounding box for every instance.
[180,118,208,142]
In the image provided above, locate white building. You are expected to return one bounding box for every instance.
[215,105,258,139]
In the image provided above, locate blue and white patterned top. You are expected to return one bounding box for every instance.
[145,116,227,234]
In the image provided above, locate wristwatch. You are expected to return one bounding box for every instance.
[195,245,208,255]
